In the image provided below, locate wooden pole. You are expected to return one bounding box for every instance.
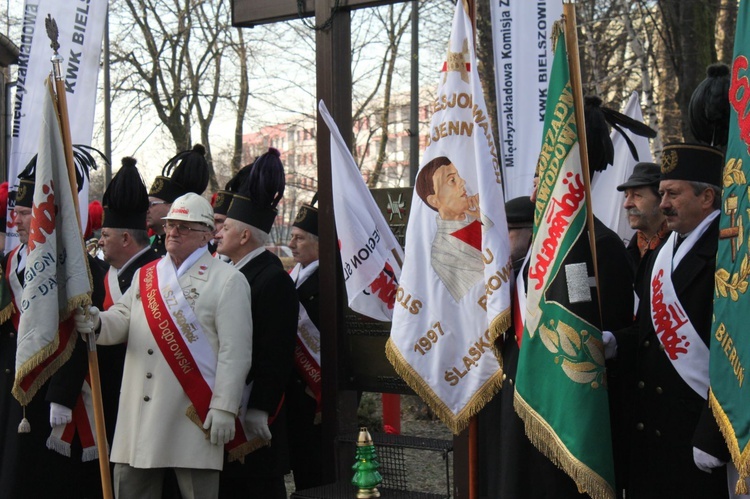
[47,17,114,499]
[465,2,478,497]
[562,2,602,315]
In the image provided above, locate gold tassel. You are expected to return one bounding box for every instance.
[18,406,30,433]
[737,476,749,495]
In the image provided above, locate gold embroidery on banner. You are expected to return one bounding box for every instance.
[539,319,606,389]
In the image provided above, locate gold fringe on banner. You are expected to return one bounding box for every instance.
[488,308,511,363]
[709,390,750,494]
[385,309,509,435]
[514,390,615,499]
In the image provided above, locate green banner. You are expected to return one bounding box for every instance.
[710,0,750,493]
[514,28,615,499]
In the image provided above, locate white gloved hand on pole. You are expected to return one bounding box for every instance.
[74,306,100,334]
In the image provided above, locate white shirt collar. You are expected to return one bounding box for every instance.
[233,246,268,270]
[117,246,153,276]
[171,246,209,278]
[294,260,319,287]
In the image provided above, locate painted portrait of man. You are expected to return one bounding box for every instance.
[416,156,485,301]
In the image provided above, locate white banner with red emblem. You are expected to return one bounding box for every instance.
[13,80,92,406]
[319,100,404,322]
[386,2,512,434]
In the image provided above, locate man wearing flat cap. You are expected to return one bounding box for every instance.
[618,144,729,498]
[76,193,253,499]
[617,162,670,294]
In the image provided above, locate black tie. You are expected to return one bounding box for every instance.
[674,235,686,250]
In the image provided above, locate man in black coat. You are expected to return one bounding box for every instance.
[216,148,298,499]
[285,196,324,492]
[617,144,729,499]
[480,195,635,499]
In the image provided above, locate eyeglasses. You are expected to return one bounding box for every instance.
[149,200,167,208]
[163,222,211,235]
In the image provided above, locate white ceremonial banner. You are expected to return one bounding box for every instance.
[319,100,404,322]
[491,0,562,200]
[8,0,107,251]
[13,80,92,405]
[591,92,654,244]
[386,1,512,434]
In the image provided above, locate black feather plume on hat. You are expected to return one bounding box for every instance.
[688,63,730,148]
[226,148,286,232]
[14,144,108,208]
[584,96,657,173]
[225,161,255,193]
[162,144,209,195]
[72,144,107,193]
[244,148,285,210]
[102,157,149,230]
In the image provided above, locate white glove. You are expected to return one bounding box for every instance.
[693,447,725,473]
[74,306,100,334]
[244,408,271,441]
[602,330,617,360]
[203,408,236,445]
[49,402,72,427]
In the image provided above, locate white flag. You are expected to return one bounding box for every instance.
[8,0,107,252]
[491,0,562,200]
[591,91,654,244]
[386,2,512,434]
[319,100,403,322]
[13,80,92,406]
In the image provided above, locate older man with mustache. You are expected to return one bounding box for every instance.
[617,162,670,293]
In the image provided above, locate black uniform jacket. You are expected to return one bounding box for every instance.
[622,217,727,499]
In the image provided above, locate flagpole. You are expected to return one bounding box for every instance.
[461,2,478,498]
[46,17,114,499]
[562,2,602,314]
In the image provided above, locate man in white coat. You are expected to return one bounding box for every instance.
[75,193,253,499]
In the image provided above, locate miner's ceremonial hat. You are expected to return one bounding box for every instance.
[213,161,256,216]
[505,196,534,228]
[293,193,319,237]
[149,144,209,203]
[102,157,149,230]
[226,148,285,233]
[660,143,723,187]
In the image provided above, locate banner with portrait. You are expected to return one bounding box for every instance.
[387,1,511,434]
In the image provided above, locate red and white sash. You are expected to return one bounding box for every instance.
[47,375,99,461]
[139,258,256,462]
[294,304,322,421]
[102,267,121,311]
[649,211,717,399]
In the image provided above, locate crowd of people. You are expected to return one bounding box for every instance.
[0,145,326,498]
[0,71,740,499]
